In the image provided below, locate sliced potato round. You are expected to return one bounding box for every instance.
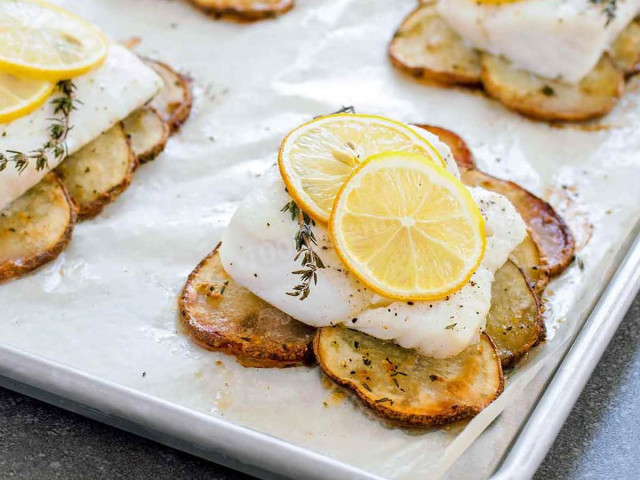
[611,20,640,75]
[122,106,169,164]
[461,168,574,277]
[0,173,76,282]
[56,123,135,220]
[414,124,476,169]
[389,4,482,85]
[314,329,503,427]
[481,54,624,121]
[485,261,544,369]
[188,0,294,21]
[145,59,193,133]
[180,244,316,368]
[508,233,549,293]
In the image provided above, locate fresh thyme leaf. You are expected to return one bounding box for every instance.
[445,323,457,330]
[313,105,356,119]
[0,80,79,175]
[590,0,617,26]
[282,199,325,300]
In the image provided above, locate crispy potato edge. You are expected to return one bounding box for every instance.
[145,59,194,134]
[413,124,477,169]
[492,261,546,369]
[68,123,137,221]
[0,174,77,283]
[389,5,482,86]
[125,106,170,165]
[188,0,294,21]
[313,331,504,428]
[480,55,625,122]
[179,242,316,368]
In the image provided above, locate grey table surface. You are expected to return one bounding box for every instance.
[1,295,639,480]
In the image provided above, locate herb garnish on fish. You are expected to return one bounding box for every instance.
[282,199,325,300]
[0,80,79,174]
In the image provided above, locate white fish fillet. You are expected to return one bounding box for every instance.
[220,142,527,358]
[438,0,640,83]
[0,44,162,211]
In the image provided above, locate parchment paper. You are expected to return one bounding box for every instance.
[2,1,640,478]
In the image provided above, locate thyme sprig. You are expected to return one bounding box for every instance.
[314,105,355,119]
[590,0,617,26]
[0,80,79,174]
[282,200,325,300]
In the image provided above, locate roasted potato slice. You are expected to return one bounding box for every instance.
[611,19,640,75]
[314,329,503,427]
[180,244,316,368]
[389,4,482,85]
[0,173,76,282]
[485,261,544,368]
[145,59,193,133]
[508,233,549,293]
[461,168,574,276]
[122,106,169,164]
[188,0,293,21]
[56,124,135,220]
[481,54,624,121]
[414,124,476,169]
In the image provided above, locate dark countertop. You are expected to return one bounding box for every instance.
[1,295,639,480]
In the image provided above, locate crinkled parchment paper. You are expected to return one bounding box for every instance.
[2,1,640,478]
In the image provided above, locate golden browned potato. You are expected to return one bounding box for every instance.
[508,233,550,294]
[485,261,544,368]
[180,244,316,368]
[461,168,574,277]
[314,328,503,427]
[188,0,293,21]
[122,106,169,164]
[481,54,624,121]
[56,124,136,220]
[611,20,640,75]
[389,4,482,85]
[0,173,76,282]
[145,59,193,134]
[413,124,476,169]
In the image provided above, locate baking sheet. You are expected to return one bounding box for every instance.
[2,0,640,478]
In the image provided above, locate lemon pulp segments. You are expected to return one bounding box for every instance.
[0,72,53,122]
[0,0,108,80]
[279,113,444,224]
[330,152,485,300]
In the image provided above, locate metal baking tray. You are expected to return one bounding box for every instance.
[2,227,639,480]
[3,0,640,478]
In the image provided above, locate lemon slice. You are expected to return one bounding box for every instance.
[279,113,444,224]
[0,72,53,122]
[0,0,108,80]
[330,152,485,301]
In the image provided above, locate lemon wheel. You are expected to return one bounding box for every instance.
[279,113,445,224]
[330,152,485,301]
[0,0,108,80]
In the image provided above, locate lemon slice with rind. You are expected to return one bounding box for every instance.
[0,72,53,122]
[279,113,445,224]
[0,0,108,80]
[330,152,485,301]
